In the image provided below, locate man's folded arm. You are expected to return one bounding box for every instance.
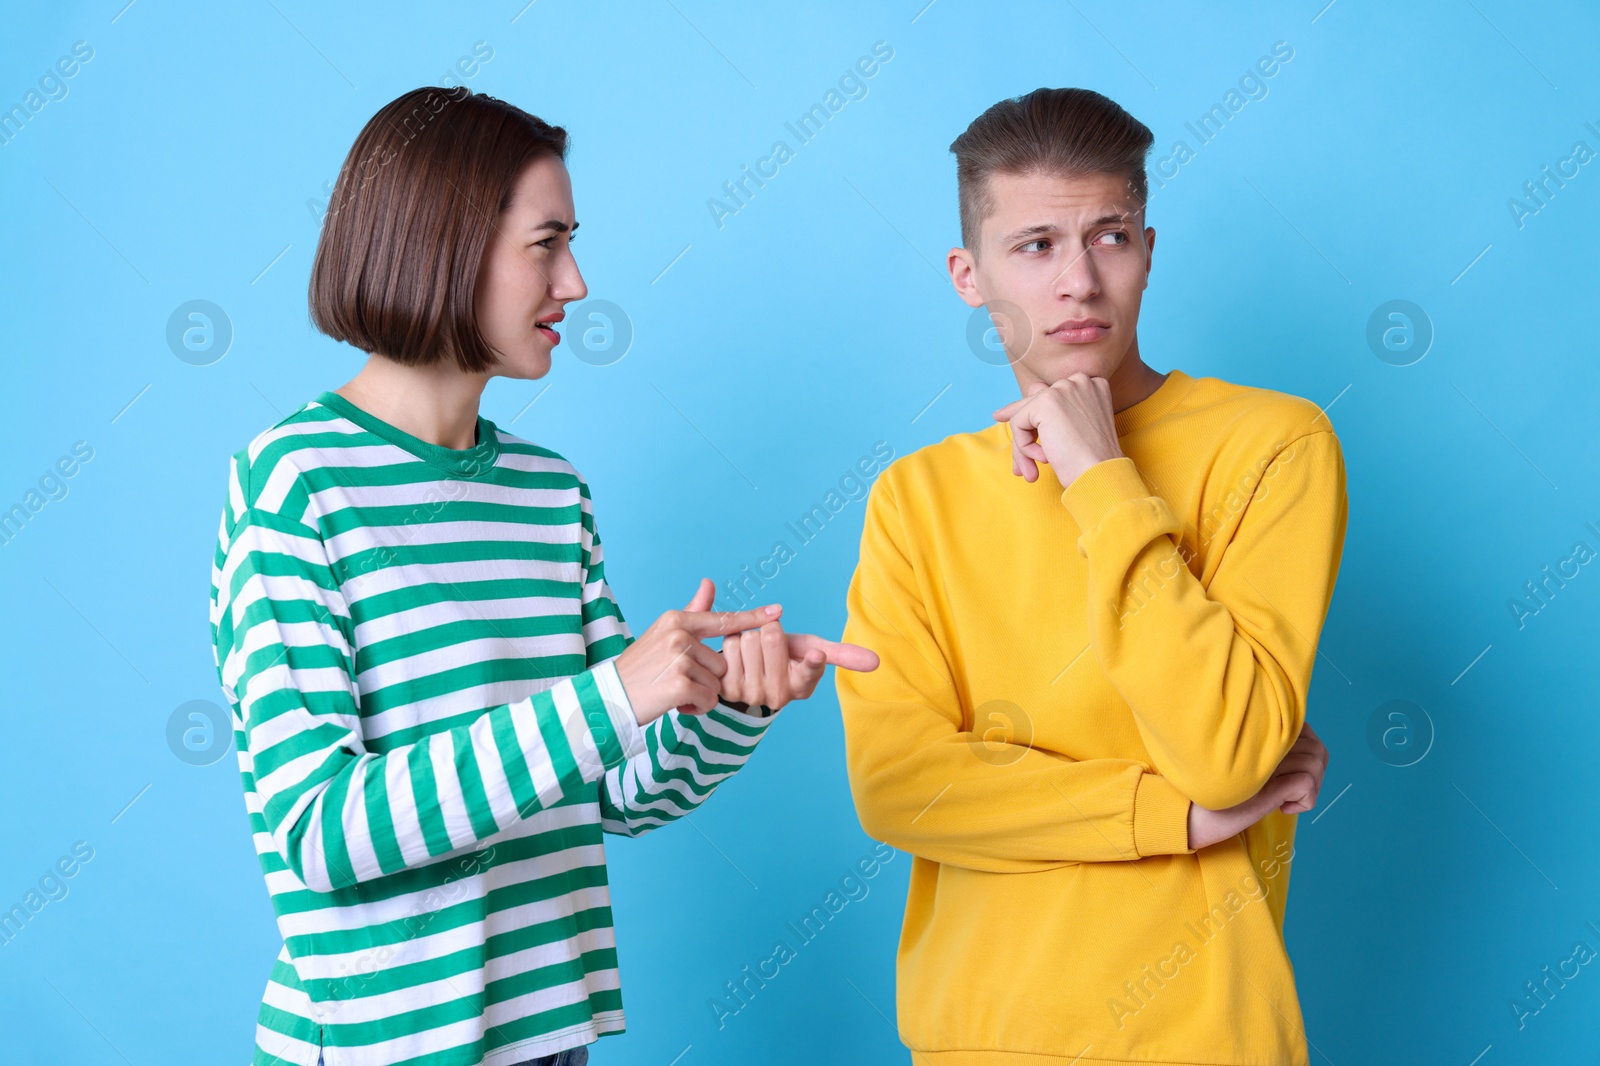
[1059,427,1349,811]
[835,476,1195,875]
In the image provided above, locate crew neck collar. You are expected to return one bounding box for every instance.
[1113,367,1193,436]
[314,390,502,479]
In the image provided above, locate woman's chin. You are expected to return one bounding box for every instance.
[489,348,553,381]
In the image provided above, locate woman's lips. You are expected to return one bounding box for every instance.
[535,323,561,344]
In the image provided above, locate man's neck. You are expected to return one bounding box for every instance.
[1013,348,1167,415]
[1106,355,1169,415]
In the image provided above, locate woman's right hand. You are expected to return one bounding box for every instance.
[613,594,782,727]
[1185,723,1329,850]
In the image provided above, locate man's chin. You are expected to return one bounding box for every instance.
[1016,348,1120,384]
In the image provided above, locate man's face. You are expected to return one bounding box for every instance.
[475,154,588,380]
[949,169,1154,385]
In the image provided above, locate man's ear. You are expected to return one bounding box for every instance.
[947,246,986,309]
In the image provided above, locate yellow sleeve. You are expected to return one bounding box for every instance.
[1059,430,1348,811]
[835,474,1196,874]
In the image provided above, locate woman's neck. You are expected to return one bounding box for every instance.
[335,354,490,450]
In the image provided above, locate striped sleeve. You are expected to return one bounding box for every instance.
[208,457,643,894]
[599,705,776,837]
[576,475,631,666]
[573,475,778,837]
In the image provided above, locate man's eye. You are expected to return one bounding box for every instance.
[1098,230,1129,246]
[1019,239,1050,254]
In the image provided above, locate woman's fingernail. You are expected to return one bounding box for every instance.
[765,604,781,616]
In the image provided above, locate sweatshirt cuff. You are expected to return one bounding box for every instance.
[592,658,646,760]
[1133,773,1196,856]
[1059,457,1152,534]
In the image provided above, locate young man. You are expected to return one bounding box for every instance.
[836,87,1347,1066]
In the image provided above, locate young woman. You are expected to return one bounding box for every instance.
[208,85,877,1066]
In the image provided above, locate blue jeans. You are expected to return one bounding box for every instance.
[318,1046,589,1066]
[523,1049,589,1066]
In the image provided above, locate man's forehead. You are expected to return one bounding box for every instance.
[984,172,1143,235]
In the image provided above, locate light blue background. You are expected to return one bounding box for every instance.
[2,1,1598,1063]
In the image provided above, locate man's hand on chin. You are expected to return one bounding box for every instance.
[991,372,1125,489]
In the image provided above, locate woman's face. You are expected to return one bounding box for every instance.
[475,154,587,380]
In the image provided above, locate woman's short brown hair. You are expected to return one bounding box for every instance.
[948,87,1153,253]
[309,86,568,374]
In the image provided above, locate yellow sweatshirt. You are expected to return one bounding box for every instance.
[836,368,1348,1066]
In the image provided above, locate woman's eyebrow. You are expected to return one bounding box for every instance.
[528,218,578,233]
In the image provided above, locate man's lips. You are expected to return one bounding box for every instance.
[1046,318,1110,344]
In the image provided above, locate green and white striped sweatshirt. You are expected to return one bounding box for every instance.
[208,390,778,1066]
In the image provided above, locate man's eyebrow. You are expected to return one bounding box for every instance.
[1000,223,1056,243]
[998,211,1136,244]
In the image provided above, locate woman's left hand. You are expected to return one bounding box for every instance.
[682,578,879,714]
